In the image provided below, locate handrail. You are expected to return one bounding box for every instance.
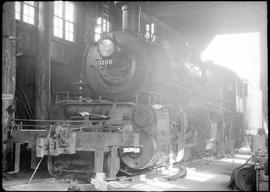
[12,118,124,123]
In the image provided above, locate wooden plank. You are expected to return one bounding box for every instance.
[14,143,21,172]
[76,132,135,149]
[179,110,186,150]
[31,149,37,169]
[11,130,48,144]
[94,148,104,174]
[94,133,105,175]
[35,2,51,120]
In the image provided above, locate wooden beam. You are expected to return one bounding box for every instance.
[31,149,38,169]
[94,148,104,174]
[2,2,16,171]
[260,23,267,135]
[14,143,22,173]
[143,2,266,17]
[94,134,105,175]
[35,2,51,120]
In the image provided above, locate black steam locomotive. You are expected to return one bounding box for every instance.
[10,3,246,180]
[45,29,245,178]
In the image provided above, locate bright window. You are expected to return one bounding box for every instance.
[53,1,75,42]
[94,3,110,42]
[54,17,63,38]
[145,24,150,39]
[15,1,36,25]
[95,17,110,42]
[145,23,156,43]
[15,2,21,20]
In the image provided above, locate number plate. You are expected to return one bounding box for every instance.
[97,59,113,66]
[123,147,141,153]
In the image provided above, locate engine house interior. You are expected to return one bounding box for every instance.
[2,1,267,191]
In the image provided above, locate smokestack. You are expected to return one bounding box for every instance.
[122,2,141,34]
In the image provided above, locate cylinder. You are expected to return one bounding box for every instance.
[119,105,170,169]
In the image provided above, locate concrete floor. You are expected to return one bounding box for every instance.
[2,148,265,191]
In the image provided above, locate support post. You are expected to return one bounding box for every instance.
[2,2,16,171]
[94,134,105,179]
[107,147,120,178]
[14,143,21,172]
[179,110,187,150]
[260,20,267,135]
[218,112,226,157]
[31,149,37,169]
[95,148,104,177]
[35,2,51,120]
[8,143,21,174]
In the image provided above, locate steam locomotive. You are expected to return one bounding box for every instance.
[44,30,244,178]
[10,3,246,180]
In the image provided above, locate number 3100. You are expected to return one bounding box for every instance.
[97,59,113,66]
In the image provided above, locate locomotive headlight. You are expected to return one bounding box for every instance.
[97,38,115,58]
